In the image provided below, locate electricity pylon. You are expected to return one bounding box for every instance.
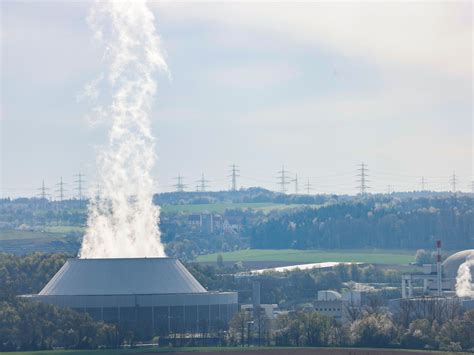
[229,164,240,191]
[356,162,369,195]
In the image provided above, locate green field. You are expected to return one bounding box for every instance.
[43,226,85,234]
[0,229,65,241]
[196,249,415,265]
[160,203,314,214]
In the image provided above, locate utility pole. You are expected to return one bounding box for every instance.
[305,179,312,195]
[450,172,457,192]
[196,173,210,192]
[292,174,299,195]
[421,176,426,191]
[74,172,86,200]
[229,164,240,191]
[55,177,67,202]
[276,165,291,193]
[173,174,187,192]
[37,179,49,200]
[356,162,369,195]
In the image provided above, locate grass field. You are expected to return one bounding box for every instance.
[196,249,415,265]
[0,229,65,241]
[160,203,314,214]
[43,226,85,234]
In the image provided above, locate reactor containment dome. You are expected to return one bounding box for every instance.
[27,257,238,338]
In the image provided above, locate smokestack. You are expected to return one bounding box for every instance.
[252,281,261,319]
[436,240,442,296]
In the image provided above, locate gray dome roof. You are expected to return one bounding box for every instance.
[442,250,474,278]
[39,257,206,296]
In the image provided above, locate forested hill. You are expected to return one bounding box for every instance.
[153,187,455,206]
[250,196,474,250]
[154,187,331,205]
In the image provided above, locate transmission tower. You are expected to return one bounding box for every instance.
[292,174,299,195]
[276,166,291,193]
[228,164,240,191]
[386,185,393,194]
[173,174,187,192]
[305,179,313,195]
[74,172,86,200]
[421,176,426,191]
[37,179,50,200]
[470,181,474,194]
[55,177,67,202]
[450,172,457,192]
[356,162,369,195]
[196,173,210,192]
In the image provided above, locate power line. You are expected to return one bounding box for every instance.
[196,173,210,192]
[356,162,370,195]
[276,165,291,193]
[292,174,299,195]
[450,172,457,192]
[421,176,426,191]
[173,174,187,192]
[228,164,240,191]
[55,177,67,202]
[304,179,313,195]
[37,179,50,200]
[74,172,86,200]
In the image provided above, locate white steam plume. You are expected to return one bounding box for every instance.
[455,257,474,297]
[80,1,168,258]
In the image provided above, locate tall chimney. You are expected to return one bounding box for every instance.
[436,240,442,296]
[252,281,261,319]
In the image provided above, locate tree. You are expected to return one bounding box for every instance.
[400,318,437,349]
[350,313,396,347]
[228,310,251,347]
[217,254,224,268]
[415,249,433,264]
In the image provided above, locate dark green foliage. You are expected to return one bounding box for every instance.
[250,196,473,250]
[0,298,118,351]
[0,252,71,300]
[274,311,338,347]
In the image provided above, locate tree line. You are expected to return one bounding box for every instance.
[250,196,473,250]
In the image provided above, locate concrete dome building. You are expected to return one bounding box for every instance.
[442,250,474,291]
[443,250,474,278]
[27,258,238,338]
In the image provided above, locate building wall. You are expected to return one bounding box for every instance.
[28,292,238,339]
[313,300,344,321]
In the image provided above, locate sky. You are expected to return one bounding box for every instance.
[1,1,472,197]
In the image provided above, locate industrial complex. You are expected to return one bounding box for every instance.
[23,243,474,340]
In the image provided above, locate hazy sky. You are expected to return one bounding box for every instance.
[1,1,472,197]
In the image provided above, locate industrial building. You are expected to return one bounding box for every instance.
[391,247,474,321]
[401,245,474,298]
[25,257,238,338]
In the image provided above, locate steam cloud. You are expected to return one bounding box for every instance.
[456,257,474,297]
[80,1,168,258]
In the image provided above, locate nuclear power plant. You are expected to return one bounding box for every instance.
[26,258,238,338]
